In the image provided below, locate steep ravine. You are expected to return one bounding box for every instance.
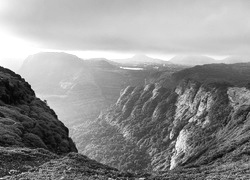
[79,78,250,173]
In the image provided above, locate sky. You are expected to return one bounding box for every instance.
[0,0,250,61]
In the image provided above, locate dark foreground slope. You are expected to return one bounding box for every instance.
[1,147,150,180]
[2,148,250,180]
[0,66,76,154]
[76,63,250,178]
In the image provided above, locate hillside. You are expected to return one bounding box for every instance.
[0,65,76,178]
[221,56,250,64]
[1,147,150,179]
[149,62,250,89]
[0,66,149,179]
[171,62,250,87]
[0,65,76,154]
[4,59,250,179]
[75,62,250,177]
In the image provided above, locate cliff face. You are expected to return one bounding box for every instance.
[0,66,77,154]
[80,77,250,172]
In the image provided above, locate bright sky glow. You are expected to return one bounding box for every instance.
[0,29,228,63]
[1,0,249,62]
[0,30,40,59]
[0,30,135,60]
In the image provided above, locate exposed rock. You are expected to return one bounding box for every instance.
[227,87,250,110]
[79,74,250,173]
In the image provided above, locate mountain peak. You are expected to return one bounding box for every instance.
[23,52,83,65]
[222,55,250,64]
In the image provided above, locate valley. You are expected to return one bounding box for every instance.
[1,53,250,179]
[2,1,250,179]
[18,52,185,129]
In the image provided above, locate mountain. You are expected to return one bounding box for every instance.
[0,65,75,177]
[0,65,150,180]
[170,62,250,88]
[86,58,118,69]
[0,65,76,154]
[169,55,217,66]
[19,52,107,127]
[169,55,250,66]
[74,62,250,179]
[221,55,250,64]
[18,52,158,128]
[144,62,250,90]
[19,52,85,94]
[5,55,250,179]
[111,54,171,65]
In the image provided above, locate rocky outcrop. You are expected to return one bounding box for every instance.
[80,74,250,172]
[0,66,77,154]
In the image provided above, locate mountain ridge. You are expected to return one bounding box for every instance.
[169,55,217,66]
[75,62,250,176]
[3,57,250,179]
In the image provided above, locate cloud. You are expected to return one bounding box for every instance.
[1,0,250,56]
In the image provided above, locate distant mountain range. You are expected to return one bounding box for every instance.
[169,55,250,66]
[169,55,217,65]
[18,52,157,127]
[221,55,250,64]
[111,54,171,65]
[3,52,250,179]
[17,52,250,128]
[110,54,250,67]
